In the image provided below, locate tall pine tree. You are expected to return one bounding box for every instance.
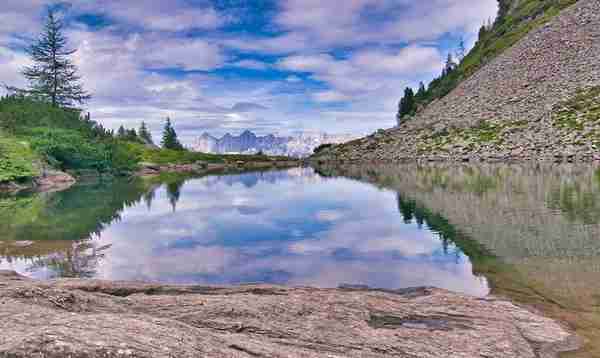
[20,9,90,107]
[443,53,456,76]
[397,87,416,124]
[415,82,426,100]
[138,121,154,145]
[161,117,184,150]
[117,125,126,138]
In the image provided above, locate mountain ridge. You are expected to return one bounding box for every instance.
[193,130,356,158]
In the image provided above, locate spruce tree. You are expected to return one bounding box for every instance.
[126,128,138,141]
[20,9,90,107]
[397,87,416,123]
[444,53,456,76]
[416,82,426,100]
[161,117,184,150]
[456,38,466,62]
[117,125,126,138]
[138,121,154,144]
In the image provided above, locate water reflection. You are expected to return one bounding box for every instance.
[0,168,488,296]
[314,163,600,358]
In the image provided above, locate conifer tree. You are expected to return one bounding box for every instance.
[161,117,184,150]
[126,128,138,141]
[456,38,466,62]
[20,9,90,107]
[138,121,154,144]
[415,82,426,100]
[397,87,416,124]
[117,125,126,138]
[444,53,456,76]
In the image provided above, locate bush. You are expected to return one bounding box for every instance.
[27,128,138,174]
[0,136,39,182]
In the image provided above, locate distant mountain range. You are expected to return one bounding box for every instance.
[192,130,356,157]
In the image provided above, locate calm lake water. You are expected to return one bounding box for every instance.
[2,163,600,356]
[0,167,488,296]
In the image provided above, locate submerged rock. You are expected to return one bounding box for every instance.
[0,271,580,357]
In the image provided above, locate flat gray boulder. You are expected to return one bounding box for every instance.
[0,271,580,357]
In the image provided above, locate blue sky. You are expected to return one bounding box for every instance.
[0,0,497,143]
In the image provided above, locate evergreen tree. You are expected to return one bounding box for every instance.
[20,9,90,107]
[117,125,126,138]
[126,128,138,141]
[397,87,416,123]
[138,121,154,144]
[415,82,427,100]
[443,53,456,76]
[166,180,185,212]
[456,37,466,62]
[478,25,488,43]
[161,117,184,150]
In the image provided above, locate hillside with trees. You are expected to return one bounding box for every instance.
[314,0,599,163]
[396,0,579,124]
[0,9,292,190]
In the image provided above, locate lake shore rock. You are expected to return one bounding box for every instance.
[0,271,581,358]
[0,169,76,194]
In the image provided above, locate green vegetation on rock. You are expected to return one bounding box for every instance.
[552,86,600,148]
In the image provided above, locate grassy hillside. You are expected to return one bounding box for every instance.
[414,0,579,109]
[0,96,291,186]
[0,96,138,183]
[0,134,41,182]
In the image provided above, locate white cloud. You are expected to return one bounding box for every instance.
[143,38,225,71]
[313,91,350,103]
[0,0,498,139]
[351,46,443,75]
[72,0,223,32]
[229,59,270,71]
[0,47,31,96]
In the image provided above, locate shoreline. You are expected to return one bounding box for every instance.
[0,270,581,358]
[0,158,303,195]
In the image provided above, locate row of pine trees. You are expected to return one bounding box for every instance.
[396,40,466,124]
[115,118,184,151]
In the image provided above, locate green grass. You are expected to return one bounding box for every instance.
[552,86,600,147]
[0,134,40,182]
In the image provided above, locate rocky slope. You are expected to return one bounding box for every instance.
[0,270,580,358]
[314,0,600,163]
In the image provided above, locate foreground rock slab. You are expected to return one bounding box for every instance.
[0,271,580,357]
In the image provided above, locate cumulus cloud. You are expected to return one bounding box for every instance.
[71,0,223,31]
[0,47,31,96]
[229,59,270,71]
[230,102,268,112]
[279,46,443,106]
[0,0,498,140]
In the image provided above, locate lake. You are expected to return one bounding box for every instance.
[1,163,599,356]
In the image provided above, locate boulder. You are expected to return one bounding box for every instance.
[0,272,580,358]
